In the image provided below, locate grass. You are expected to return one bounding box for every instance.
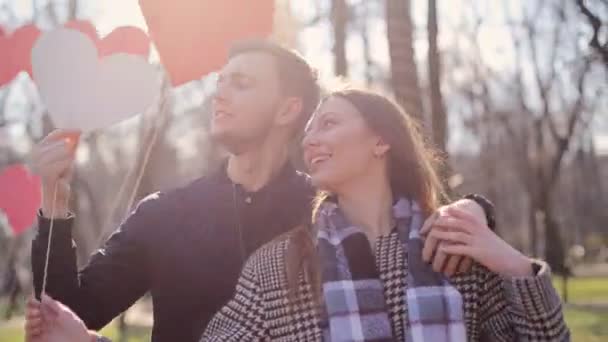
[0,320,151,342]
[566,307,608,342]
[1,277,607,341]
[552,276,608,303]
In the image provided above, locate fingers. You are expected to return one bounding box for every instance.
[40,130,81,153]
[34,141,72,165]
[445,206,486,228]
[442,252,463,277]
[57,131,81,153]
[439,243,470,257]
[25,298,44,338]
[433,215,476,234]
[43,129,81,142]
[432,248,448,273]
[420,211,440,236]
[41,294,61,318]
[457,257,474,274]
[31,141,74,182]
[430,229,472,245]
[422,232,440,263]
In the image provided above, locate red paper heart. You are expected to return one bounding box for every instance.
[0,26,17,85]
[0,164,41,235]
[65,21,150,58]
[12,25,42,78]
[0,24,41,86]
[98,26,150,57]
[140,0,274,86]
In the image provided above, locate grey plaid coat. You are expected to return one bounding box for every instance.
[202,231,569,341]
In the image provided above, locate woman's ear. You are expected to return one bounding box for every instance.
[276,97,303,126]
[373,138,390,158]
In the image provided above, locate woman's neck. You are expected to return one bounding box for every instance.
[337,173,394,245]
[227,138,289,192]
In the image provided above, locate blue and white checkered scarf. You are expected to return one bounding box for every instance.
[316,197,466,342]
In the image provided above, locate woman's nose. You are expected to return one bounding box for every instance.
[301,130,319,149]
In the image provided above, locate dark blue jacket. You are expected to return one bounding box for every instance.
[32,163,314,342]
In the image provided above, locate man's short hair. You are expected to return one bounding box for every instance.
[229,40,321,133]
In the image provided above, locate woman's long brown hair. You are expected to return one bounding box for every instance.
[285,88,447,307]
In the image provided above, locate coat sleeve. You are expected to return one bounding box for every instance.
[201,254,268,342]
[31,193,165,330]
[478,260,570,341]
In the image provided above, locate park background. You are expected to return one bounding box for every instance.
[0,0,607,340]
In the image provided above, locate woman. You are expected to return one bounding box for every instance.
[201,89,569,341]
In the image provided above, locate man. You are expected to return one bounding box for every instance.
[28,40,490,342]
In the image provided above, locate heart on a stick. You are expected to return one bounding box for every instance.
[0,164,41,236]
[31,28,159,132]
[140,0,274,86]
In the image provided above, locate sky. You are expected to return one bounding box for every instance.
[0,0,606,154]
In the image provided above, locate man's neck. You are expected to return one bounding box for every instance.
[227,139,290,192]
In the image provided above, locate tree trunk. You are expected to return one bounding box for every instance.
[386,0,424,124]
[428,0,447,152]
[529,200,538,257]
[360,2,374,86]
[427,0,451,186]
[542,195,567,274]
[331,0,349,77]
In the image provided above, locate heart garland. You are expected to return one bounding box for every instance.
[0,164,41,236]
[0,21,150,87]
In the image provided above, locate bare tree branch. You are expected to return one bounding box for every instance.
[576,0,608,66]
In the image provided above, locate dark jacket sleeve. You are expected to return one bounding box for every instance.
[31,192,166,330]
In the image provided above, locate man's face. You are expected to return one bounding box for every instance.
[211,51,283,153]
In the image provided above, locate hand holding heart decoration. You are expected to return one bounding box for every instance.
[31,28,160,132]
[0,165,41,236]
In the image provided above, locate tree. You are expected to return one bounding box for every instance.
[449,0,605,270]
[428,0,450,181]
[576,0,608,66]
[331,0,349,77]
[386,0,424,124]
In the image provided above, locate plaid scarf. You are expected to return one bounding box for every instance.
[316,197,466,342]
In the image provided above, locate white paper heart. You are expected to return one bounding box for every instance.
[31,28,159,132]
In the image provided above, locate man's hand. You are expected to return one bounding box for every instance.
[30,129,80,219]
[421,199,487,277]
[426,207,533,277]
[25,294,94,342]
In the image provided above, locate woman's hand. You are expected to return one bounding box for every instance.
[426,206,533,277]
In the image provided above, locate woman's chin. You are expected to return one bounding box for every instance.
[310,173,336,193]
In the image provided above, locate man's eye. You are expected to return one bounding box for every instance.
[234,76,252,89]
[322,119,336,128]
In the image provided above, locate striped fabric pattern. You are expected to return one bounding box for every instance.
[202,232,569,342]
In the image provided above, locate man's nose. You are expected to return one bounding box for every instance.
[213,81,231,105]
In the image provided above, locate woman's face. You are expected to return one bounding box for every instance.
[302,96,387,192]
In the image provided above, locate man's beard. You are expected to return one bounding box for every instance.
[211,125,273,156]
